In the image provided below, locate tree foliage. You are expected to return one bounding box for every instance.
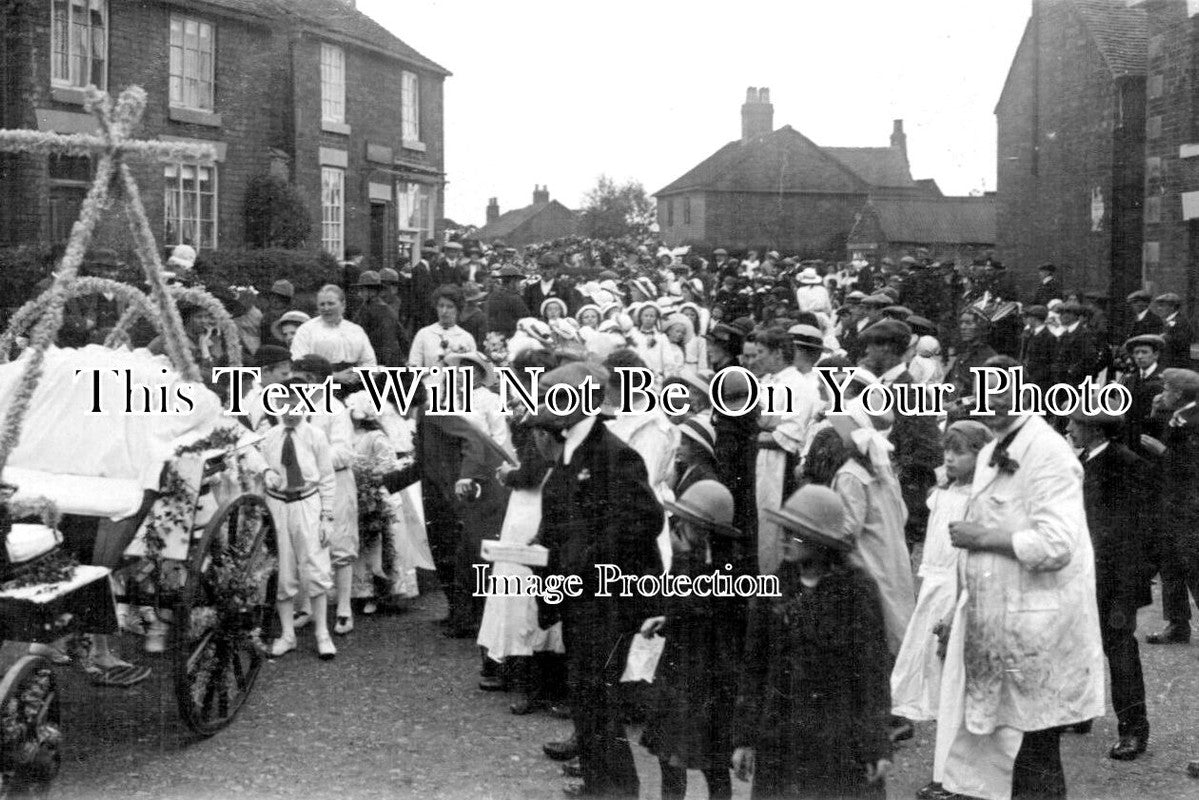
[244,173,312,249]
[578,175,656,240]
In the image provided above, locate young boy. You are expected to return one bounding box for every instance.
[262,378,338,660]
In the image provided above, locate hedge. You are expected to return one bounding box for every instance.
[193,248,340,293]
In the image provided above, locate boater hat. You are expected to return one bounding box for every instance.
[677,415,717,458]
[270,310,310,342]
[763,484,851,552]
[1125,333,1165,352]
[664,480,742,538]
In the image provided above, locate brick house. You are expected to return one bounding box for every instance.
[475,186,579,248]
[846,195,998,265]
[654,87,940,258]
[0,0,448,269]
[994,0,1147,318]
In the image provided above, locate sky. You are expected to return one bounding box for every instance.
[358,0,1033,227]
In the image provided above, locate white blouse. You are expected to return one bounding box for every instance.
[290,317,377,368]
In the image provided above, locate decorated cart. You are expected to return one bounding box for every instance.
[0,87,277,797]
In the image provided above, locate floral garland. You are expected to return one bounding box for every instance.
[354,467,397,580]
[0,489,77,592]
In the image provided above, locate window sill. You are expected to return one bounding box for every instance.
[322,120,352,136]
[50,86,90,106]
[169,106,222,128]
[401,140,427,153]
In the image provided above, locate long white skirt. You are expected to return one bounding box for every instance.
[891,565,957,721]
[352,483,434,600]
[476,482,564,660]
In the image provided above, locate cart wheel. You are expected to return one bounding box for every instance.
[0,656,61,799]
[173,494,276,737]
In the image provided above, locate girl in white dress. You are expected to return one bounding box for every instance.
[891,421,992,797]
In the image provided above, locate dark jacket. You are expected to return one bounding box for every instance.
[1128,310,1164,340]
[947,341,997,399]
[1120,366,1165,451]
[484,287,530,338]
[352,297,406,366]
[1082,442,1155,611]
[734,563,891,795]
[458,305,486,349]
[523,280,568,317]
[537,419,663,630]
[1161,313,1194,368]
[1033,277,1063,307]
[882,369,941,543]
[1053,325,1099,385]
[1019,325,1056,390]
[641,548,741,771]
[1152,403,1199,549]
[712,405,760,575]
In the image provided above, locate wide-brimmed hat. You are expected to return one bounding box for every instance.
[379,268,400,284]
[167,244,197,270]
[676,415,716,458]
[270,309,310,341]
[462,282,487,302]
[445,350,496,386]
[255,344,292,368]
[527,362,608,430]
[540,296,569,318]
[1125,333,1165,352]
[498,264,523,278]
[787,324,831,353]
[763,485,850,552]
[664,480,741,538]
[797,267,822,285]
[354,270,383,288]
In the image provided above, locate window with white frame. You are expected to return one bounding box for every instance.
[322,167,345,259]
[169,16,215,111]
[396,180,435,247]
[321,44,346,124]
[164,162,218,249]
[401,71,420,142]
[51,0,107,89]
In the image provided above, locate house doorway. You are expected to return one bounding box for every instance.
[370,202,390,268]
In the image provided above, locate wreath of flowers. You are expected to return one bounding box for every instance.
[354,466,397,584]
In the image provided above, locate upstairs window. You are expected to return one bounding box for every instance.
[169,16,215,111]
[401,70,420,142]
[51,0,107,89]
[164,161,218,249]
[321,44,346,123]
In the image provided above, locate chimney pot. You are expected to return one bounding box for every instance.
[486,197,500,224]
[746,87,758,103]
[741,86,773,143]
[759,88,770,103]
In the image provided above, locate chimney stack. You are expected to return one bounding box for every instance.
[486,197,499,224]
[891,119,907,157]
[741,86,774,143]
[533,184,550,204]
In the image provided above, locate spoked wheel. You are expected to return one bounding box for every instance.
[0,656,61,799]
[173,494,276,736]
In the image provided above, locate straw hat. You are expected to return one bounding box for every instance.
[664,480,741,538]
[762,485,850,552]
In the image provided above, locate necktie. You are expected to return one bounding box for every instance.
[281,428,303,489]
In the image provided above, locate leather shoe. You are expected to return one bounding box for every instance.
[1108,733,1148,760]
[561,759,583,778]
[561,781,587,798]
[543,736,579,761]
[478,675,505,692]
[1146,623,1191,644]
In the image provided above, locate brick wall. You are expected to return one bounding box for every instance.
[704,191,865,258]
[996,1,1132,301]
[658,192,707,245]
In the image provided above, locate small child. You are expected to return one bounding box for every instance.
[346,393,399,615]
[733,484,892,799]
[640,480,744,800]
[890,420,993,799]
[262,380,337,660]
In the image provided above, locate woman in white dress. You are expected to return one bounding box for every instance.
[290,284,377,397]
[476,350,566,713]
[407,284,477,369]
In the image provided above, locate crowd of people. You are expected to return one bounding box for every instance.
[34,236,1199,800]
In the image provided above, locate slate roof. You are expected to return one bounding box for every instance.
[197,0,449,75]
[476,200,575,241]
[1069,0,1147,78]
[656,126,915,196]
[825,147,915,188]
[862,196,997,245]
[655,126,884,196]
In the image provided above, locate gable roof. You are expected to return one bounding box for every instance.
[655,126,875,197]
[825,147,915,188]
[198,0,450,74]
[476,200,575,241]
[861,196,997,245]
[1069,0,1147,79]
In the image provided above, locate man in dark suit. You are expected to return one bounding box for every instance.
[524,253,570,315]
[1153,293,1193,368]
[1019,305,1056,392]
[1120,334,1166,452]
[1066,410,1154,761]
[431,240,465,286]
[1033,263,1063,307]
[1126,290,1163,339]
[407,246,439,330]
[1053,302,1099,386]
[484,265,530,338]
[383,384,509,638]
[350,271,407,366]
[530,362,663,799]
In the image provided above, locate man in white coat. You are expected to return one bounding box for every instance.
[939,366,1105,800]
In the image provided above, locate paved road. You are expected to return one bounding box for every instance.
[9,586,1198,800]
